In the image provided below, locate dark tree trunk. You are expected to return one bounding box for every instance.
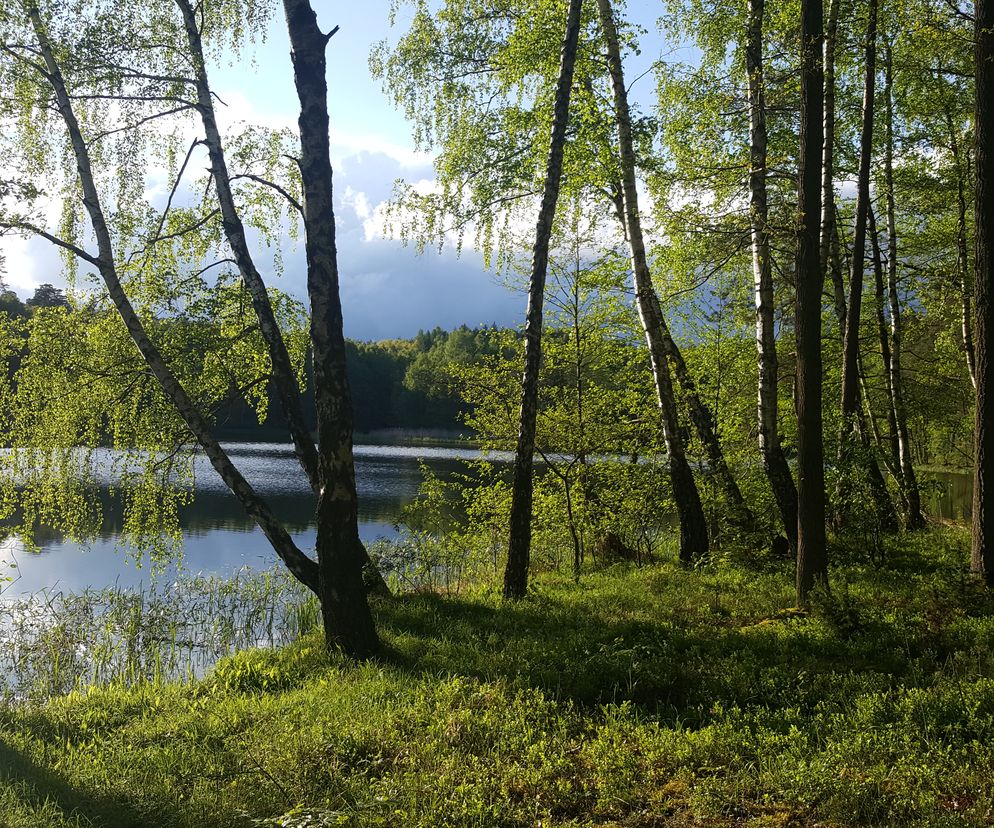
[503,0,583,600]
[282,0,379,657]
[746,0,798,553]
[972,0,994,581]
[795,0,827,604]
[597,0,708,562]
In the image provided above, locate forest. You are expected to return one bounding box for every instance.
[0,0,992,823]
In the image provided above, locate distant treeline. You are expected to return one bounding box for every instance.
[215,325,506,439]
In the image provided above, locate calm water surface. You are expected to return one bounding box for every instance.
[0,446,974,598]
[0,443,508,597]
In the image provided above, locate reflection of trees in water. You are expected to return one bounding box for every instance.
[4,452,481,546]
[924,471,973,521]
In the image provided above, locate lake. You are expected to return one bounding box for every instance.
[0,443,509,598]
[0,446,975,599]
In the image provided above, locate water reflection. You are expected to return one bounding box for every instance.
[1,443,508,597]
[923,470,973,522]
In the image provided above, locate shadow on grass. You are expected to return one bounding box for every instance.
[373,554,994,724]
[0,737,170,828]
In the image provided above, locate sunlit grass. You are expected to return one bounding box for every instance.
[1,525,992,826]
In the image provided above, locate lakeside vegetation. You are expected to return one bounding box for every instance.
[1,0,994,822]
[3,528,994,827]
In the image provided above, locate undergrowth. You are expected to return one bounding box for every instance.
[1,526,992,826]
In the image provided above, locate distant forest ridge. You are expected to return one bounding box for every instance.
[216,324,505,440]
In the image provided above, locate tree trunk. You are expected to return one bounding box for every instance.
[746,0,798,553]
[179,0,389,597]
[28,8,321,596]
[795,0,827,604]
[868,206,901,477]
[839,0,878,439]
[503,0,583,600]
[597,0,708,562]
[658,322,757,531]
[972,0,994,582]
[882,49,925,530]
[820,0,845,323]
[948,109,978,389]
[282,0,379,657]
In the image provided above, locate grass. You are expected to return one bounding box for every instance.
[2,526,994,826]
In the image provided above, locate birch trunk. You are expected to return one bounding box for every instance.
[178,0,389,597]
[882,49,925,530]
[28,9,321,596]
[597,0,708,562]
[746,0,798,553]
[839,0,878,437]
[820,0,846,323]
[177,0,320,492]
[948,111,978,388]
[282,0,379,657]
[795,0,827,603]
[868,206,901,477]
[503,0,583,599]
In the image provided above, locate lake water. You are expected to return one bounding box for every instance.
[0,443,508,598]
[0,445,975,599]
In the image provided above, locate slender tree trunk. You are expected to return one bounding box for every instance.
[597,0,708,562]
[795,0,827,604]
[177,0,319,490]
[972,0,994,581]
[820,0,844,321]
[28,8,321,596]
[503,0,583,599]
[839,0,878,438]
[282,0,379,657]
[949,111,978,388]
[607,185,752,532]
[746,0,798,553]
[868,206,901,477]
[882,49,925,530]
[660,323,756,530]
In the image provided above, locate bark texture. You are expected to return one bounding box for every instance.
[283,0,379,657]
[795,0,827,604]
[973,0,994,582]
[746,0,798,553]
[597,0,708,562]
[503,0,583,600]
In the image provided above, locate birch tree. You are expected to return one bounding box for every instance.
[0,0,381,658]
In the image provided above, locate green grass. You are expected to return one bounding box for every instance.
[2,526,994,826]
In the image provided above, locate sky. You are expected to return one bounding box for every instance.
[1,0,667,341]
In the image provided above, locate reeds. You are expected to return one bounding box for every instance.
[0,566,316,703]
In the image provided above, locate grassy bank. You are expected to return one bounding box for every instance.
[2,527,993,826]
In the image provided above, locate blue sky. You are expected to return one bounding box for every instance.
[2,0,668,341]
